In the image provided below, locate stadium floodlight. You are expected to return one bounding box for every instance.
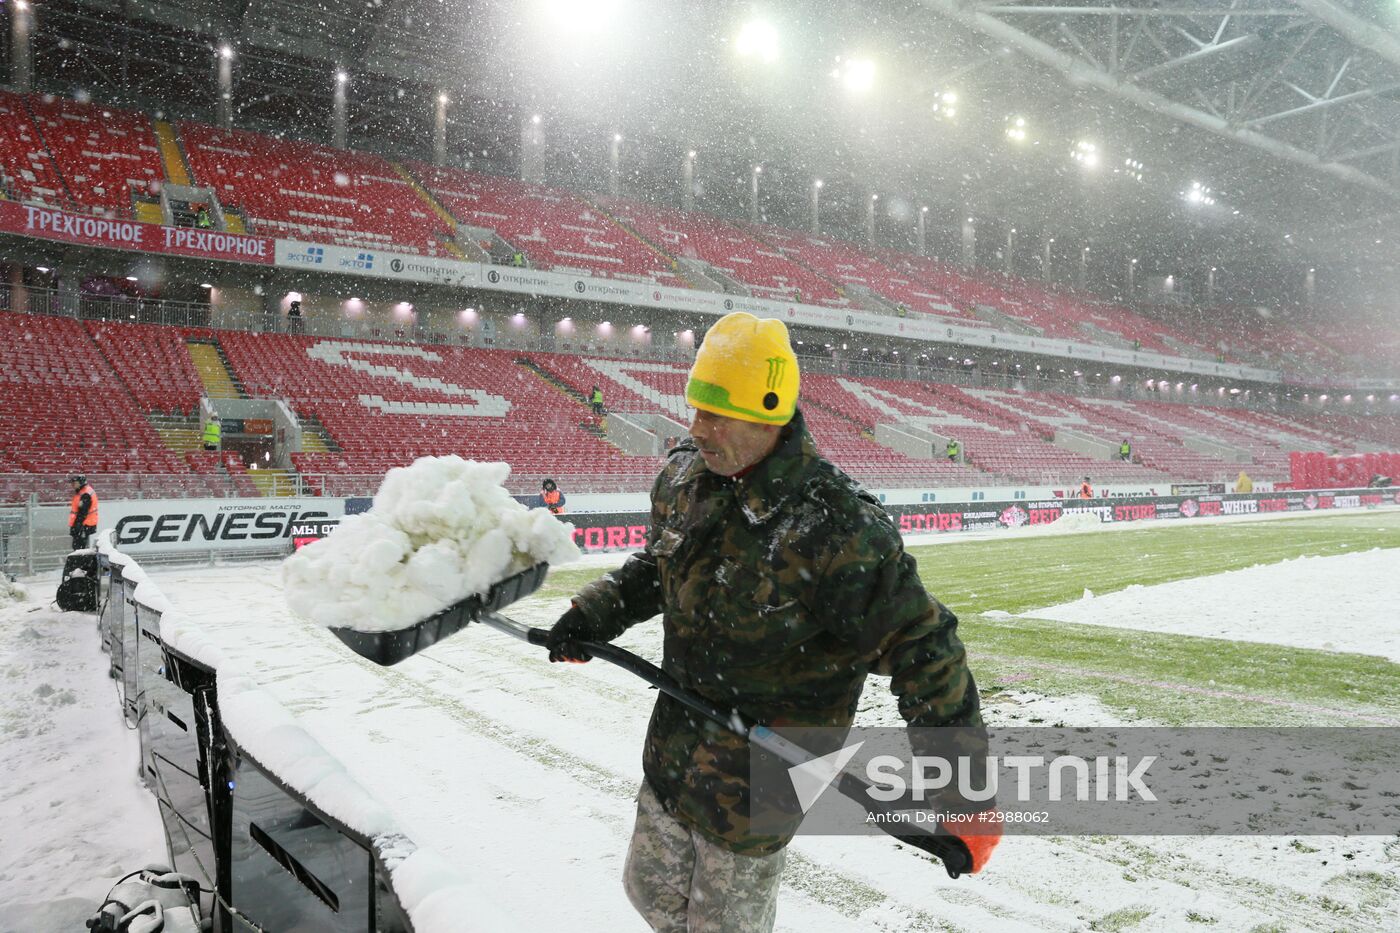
[1005,115,1027,142]
[932,90,957,120]
[688,150,697,159]
[532,114,542,125]
[438,93,449,105]
[613,132,623,143]
[200,282,213,288]
[335,70,349,84]
[966,217,974,224]
[871,193,879,201]
[814,178,823,189]
[219,44,234,60]
[35,266,49,273]
[920,205,928,213]
[1072,140,1099,169]
[840,58,876,94]
[125,275,138,282]
[1184,181,1215,206]
[735,19,780,63]
[14,0,26,10]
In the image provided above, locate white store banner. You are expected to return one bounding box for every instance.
[102,497,347,554]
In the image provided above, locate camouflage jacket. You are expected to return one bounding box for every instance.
[571,409,982,855]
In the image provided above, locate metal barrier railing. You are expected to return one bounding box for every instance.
[96,544,415,932]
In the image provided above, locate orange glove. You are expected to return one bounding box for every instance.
[948,810,1003,873]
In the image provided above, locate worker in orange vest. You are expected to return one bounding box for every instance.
[541,478,566,515]
[1078,476,1094,500]
[69,474,99,549]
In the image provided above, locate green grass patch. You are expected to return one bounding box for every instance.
[545,512,1400,724]
[903,512,1400,617]
[1088,906,1153,931]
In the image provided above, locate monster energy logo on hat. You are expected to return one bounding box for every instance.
[766,356,787,390]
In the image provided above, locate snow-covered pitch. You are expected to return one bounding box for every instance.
[3,507,1399,930]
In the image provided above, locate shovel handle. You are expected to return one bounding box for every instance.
[478,612,970,877]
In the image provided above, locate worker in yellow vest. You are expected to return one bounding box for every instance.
[203,418,222,451]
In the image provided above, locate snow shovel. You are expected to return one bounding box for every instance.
[328,563,976,877]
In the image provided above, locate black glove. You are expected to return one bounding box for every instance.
[546,605,597,663]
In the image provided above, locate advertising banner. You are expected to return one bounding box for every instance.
[559,488,1400,553]
[291,518,340,550]
[0,201,274,264]
[275,240,481,287]
[102,497,346,553]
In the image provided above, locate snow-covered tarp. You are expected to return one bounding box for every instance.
[283,456,578,632]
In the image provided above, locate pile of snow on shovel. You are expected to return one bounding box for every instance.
[284,457,578,631]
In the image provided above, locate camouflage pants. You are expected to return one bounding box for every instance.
[624,782,786,932]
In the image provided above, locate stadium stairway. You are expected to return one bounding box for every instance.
[133,198,164,224]
[391,162,467,260]
[150,414,203,454]
[296,413,338,454]
[583,196,695,287]
[514,357,616,444]
[746,227,849,303]
[246,467,296,497]
[154,120,192,187]
[20,95,79,205]
[186,340,243,399]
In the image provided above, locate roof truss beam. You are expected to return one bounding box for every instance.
[918,0,1400,198]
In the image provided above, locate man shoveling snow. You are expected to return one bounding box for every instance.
[283,456,578,631]
[546,312,1000,931]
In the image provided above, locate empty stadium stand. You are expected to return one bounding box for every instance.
[758,227,966,318]
[0,310,1393,505]
[0,90,69,208]
[0,312,242,502]
[215,332,666,493]
[88,321,209,416]
[26,94,165,216]
[600,198,846,303]
[410,165,684,285]
[179,123,457,256]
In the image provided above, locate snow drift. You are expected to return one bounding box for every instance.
[0,577,27,606]
[283,457,578,632]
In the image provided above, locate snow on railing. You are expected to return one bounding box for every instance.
[94,533,467,931]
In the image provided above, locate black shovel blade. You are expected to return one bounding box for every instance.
[330,562,549,665]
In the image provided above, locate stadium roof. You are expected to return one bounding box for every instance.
[28,0,1400,276]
